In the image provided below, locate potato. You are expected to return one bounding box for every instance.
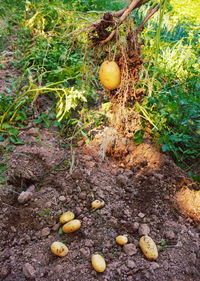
[116,235,128,245]
[62,219,81,233]
[91,254,106,272]
[91,200,105,210]
[50,241,68,257]
[139,235,158,260]
[99,61,121,90]
[59,211,75,224]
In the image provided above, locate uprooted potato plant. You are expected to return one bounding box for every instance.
[85,0,161,151]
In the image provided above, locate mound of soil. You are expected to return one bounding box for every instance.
[0,128,200,281]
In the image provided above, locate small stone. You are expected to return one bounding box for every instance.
[126,260,136,269]
[79,192,87,200]
[138,212,145,218]
[138,224,150,236]
[75,207,82,215]
[85,161,96,168]
[10,226,17,232]
[22,263,36,278]
[116,174,128,186]
[84,239,94,247]
[189,253,197,265]
[27,185,36,193]
[150,262,160,271]
[133,222,139,231]
[41,227,50,237]
[27,128,39,136]
[52,223,60,232]
[45,202,52,208]
[165,230,175,240]
[59,196,66,202]
[123,244,137,256]
[18,191,33,204]
[0,266,10,278]
[80,247,90,257]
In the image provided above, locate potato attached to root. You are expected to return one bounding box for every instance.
[59,211,75,224]
[91,254,106,272]
[91,200,105,210]
[139,235,158,260]
[51,241,69,257]
[116,235,128,245]
[62,219,81,233]
[99,61,121,90]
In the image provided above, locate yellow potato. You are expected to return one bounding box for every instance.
[91,200,105,210]
[62,219,81,233]
[99,61,121,90]
[59,211,75,224]
[91,254,106,273]
[116,235,128,245]
[139,235,158,260]
[50,241,69,257]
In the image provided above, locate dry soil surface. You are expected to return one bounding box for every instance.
[0,128,200,281]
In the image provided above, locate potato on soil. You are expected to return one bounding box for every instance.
[91,200,105,209]
[50,241,69,257]
[139,235,158,260]
[62,219,81,233]
[91,254,106,272]
[59,211,75,224]
[99,60,121,90]
[116,235,128,245]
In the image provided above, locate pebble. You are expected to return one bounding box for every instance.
[165,230,175,240]
[22,263,36,278]
[45,202,52,208]
[80,247,90,257]
[123,244,137,256]
[27,128,39,136]
[41,227,50,237]
[138,212,145,218]
[52,223,60,232]
[59,196,66,202]
[18,191,33,204]
[132,222,139,231]
[126,260,136,269]
[10,226,17,232]
[27,185,36,193]
[138,224,150,236]
[116,174,128,186]
[78,192,87,200]
[84,239,94,247]
[150,262,160,270]
[189,252,197,265]
[0,266,10,278]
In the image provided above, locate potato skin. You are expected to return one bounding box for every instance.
[116,235,128,245]
[139,235,158,260]
[91,254,106,272]
[91,200,105,209]
[59,211,75,224]
[51,241,69,257]
[62,219,81,233]
[99,61,121,90]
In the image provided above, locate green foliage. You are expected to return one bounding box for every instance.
[64,0,128,11]
[135,0,200,176]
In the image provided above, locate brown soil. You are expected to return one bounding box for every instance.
[0,127,200,281]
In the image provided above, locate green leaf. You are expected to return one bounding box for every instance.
[133,130,145,145]
[58,227,64,235]
[0,164,10,173]
[9,135,24,145]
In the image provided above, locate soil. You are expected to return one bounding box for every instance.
[0,29,200,281]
